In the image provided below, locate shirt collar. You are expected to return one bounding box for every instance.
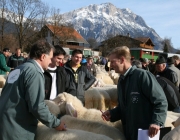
[34,60,44,73]
[120,66,132,80]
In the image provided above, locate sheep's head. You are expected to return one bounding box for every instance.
[44,100,60,117]
[53,92,79,117]
[52,92,67,115]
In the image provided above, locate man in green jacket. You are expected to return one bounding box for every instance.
[0,40,66,140]
[0,48,11,75]
[102,46,168,140]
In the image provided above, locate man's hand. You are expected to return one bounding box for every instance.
[148,124,160,138]
[101,110,111,121]
[55,122,66,131]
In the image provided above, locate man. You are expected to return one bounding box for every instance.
[102,46,167,140]
[155,55,178,87]
[86,55,97,76]
[156,76,180,113]
[173,55,180,70]
[141,58,149,71]
[8,47,25,69]
[167,57,180,91]
[64,49,96,104]
[44,45,69,100]
[0,40,66,140]
[0,48,11,75]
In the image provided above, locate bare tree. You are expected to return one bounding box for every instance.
[87,38,98,49]
[162,37,174,53]
[0,0,9,50]
[34,3,49,39]
[8,0,48,51]
[46,7,75,46]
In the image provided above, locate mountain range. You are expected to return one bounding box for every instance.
[61,3,163,50]
[1,3,163,50]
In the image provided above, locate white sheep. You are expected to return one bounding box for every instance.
[50,92,123,133]
[0,76,6,88]
[60,115,126,140]
[109,70,120,85]
[167,111,180,128]
[36,122,113,140]
[96,74,114,85]
[92,86,118,109]
[85,88,105,110]
[162,125,180,140]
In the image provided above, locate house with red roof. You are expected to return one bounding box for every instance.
[40,24,90,51]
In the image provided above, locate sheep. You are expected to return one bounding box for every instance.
[109,70,120,85]
[60,115,126,140]
[167,111,180,128]
[0,88,2,96]
[0,76,6,88]
[44,99,125,140]
[85,88,106,110]
[163,111,180,129]
[36,122,113,140]
[49,92,123,133]
[162,125,180,140]
[96,74,114,85]
[92,86,118,109]
[92,78,106,87]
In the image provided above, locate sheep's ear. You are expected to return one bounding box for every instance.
[66,102,77,117]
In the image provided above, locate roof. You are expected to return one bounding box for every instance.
[45,24,89,45]
[135,37,155,46]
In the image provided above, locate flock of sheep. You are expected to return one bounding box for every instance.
[1,65,180,139]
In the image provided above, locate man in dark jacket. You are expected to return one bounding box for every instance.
[155,55,178,87]
[8,48,24,69]
[0,48,11,75]
[64,49,96,104]
[102,46,167,140]
[44,45,69,100]
[156,76,180,113]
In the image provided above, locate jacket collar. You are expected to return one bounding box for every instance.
[27,59,44,73]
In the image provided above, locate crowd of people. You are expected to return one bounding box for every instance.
[0,40,180,140]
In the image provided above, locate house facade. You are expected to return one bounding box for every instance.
[40,24,91,55]
[99,34,156,57]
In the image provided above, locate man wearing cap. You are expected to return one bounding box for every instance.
[0,48,11,75]
[155,55,178,87]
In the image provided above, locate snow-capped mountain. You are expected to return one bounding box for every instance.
[62,3,163,49]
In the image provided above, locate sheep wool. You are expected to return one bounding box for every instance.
[162,125,180,140]
[61,115,126,140]
[52,92,124,132]
[85,88,106,111]
[35,123,113,140]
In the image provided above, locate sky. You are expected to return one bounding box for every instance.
[42,0,180,49]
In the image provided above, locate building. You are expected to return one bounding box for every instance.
[99,34,157,58]
[40,24,91,56]
[130,48,163,61]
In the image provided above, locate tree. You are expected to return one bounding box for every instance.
[49,8,75,46]
[87,38,98,49]
[0,34,19,51]
[8,0,48,51]
[162,37,173,53]
[0,0,9,50]
[163,42,169,53]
